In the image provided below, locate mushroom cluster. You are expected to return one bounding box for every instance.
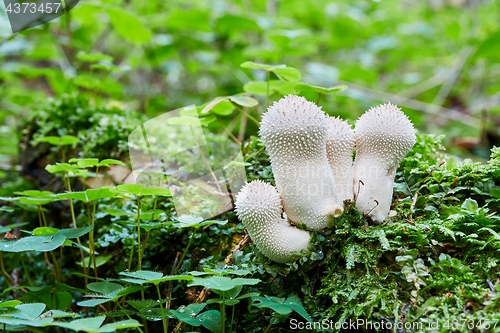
[235,95,415,262]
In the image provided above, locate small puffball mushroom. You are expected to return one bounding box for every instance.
[235,180,310,263]
[353,103,415,222]
[326,116,355,204]
[260,95,343,231]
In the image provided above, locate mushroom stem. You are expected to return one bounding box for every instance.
[353,103,416,222]
[326,116,356,204]
[235,180,310,263]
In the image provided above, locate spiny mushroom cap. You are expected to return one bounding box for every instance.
[260,95,328,161]
[326,116,355,202]
[235,180,310,263]
[354,102,416,168]
[259,95,343,230]
[353,103,416,222]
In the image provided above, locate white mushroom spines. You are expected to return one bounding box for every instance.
[353,102,416,222]
[260,95,343,231]
[326,117,355,203]
[260,95,328,160]
[235,180,310,263]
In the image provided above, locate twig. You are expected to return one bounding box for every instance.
[225,234,250,265]
[164,252,181,330]
[339,80,480,128]
[432,46,475,107]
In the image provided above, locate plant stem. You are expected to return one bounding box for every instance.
[220,294,226,333]
[173,230,195,274]
[44,252,58,281]
[137,196,142,271]
[87,203,98,279]
[117,301,145,333]
[127,232,135,272]
[235,106,260,126]
[0,253,14,286]
[65,174,88,282]
[156,283,168,333]
[20,257,33,286]
[49,250,62,282]
[230,305,235,332]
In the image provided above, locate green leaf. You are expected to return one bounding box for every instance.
[39,135,80,146]
[57,188,118,203]
[199,115,217,125]
[114,184,171,197]
[243,81,269,95]
[0,222,28,233]
[188,276,260,291]
[87,281,123,295]
[10,303,46,320]
[127,300,159,311]
[272,67,301,81]
[0,317,53,327]
[78,255,113,269]
[293,83,347,94]
[120,270,163,281]
[98,319,142,332]
[45,163,81,174]
[479,227,500,241]
[3,233,66,252]
[52,316,106,331]
[170,303,206,327]
[240,61,285,71]
[211,100,235,116]
[197,310,221,332]
[0,206,14,212]
[69,158,99,168]
[462,198,479,213]
[251,295,312,322]
[98,159,126,167]
[210,285,242,299]
[43,310,77,319]
[201,97,229,114]
[228,95,259,107]
[77,298,112,307]
[85,188,119,201]
[0,300,22,308]
[76,51,114,63]
[14,190,54,198]
[32,227,60,236]
[474,30,500,59]
[119,271,193,285]
[106,8,152,45]
[57,226,93,239]
[103,208,132,217]
[174,216,227,229]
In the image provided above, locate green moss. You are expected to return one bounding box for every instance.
[238,133,500,331]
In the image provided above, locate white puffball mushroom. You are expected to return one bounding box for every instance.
[260,95,343,231]
[326,116,355,204]
[235,180,310,263]
[353,102,416,223]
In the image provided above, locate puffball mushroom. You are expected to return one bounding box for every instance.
[326,116,355,203]
[235,180,310,263]
[353,102,416,222]
[260,95,343,231]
